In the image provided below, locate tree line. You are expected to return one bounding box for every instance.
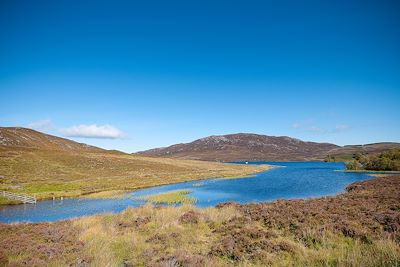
[346,149,400,171]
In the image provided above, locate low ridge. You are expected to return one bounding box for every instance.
[138,133,400,161]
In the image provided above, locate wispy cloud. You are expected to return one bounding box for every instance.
[292,121,352,134]
[308,126,324,133]
[291,123,302,129]
[334,124,352,131]
[59,124,126,139]
[27,119,54,131]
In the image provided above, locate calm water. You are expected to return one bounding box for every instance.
[0,162,373,223]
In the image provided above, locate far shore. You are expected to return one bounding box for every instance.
[335,169,400,174]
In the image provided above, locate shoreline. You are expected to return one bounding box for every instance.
[336,169,400,174]
[0,164,274,205]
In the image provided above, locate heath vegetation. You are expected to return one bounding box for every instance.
[1,175,399,266]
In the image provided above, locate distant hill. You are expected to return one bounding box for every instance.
[138,133,340,161]
[327,143,400,157]
[0,127,103,152]
[138,133,400,162]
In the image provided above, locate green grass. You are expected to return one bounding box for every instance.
[138,189,197,205]
[0,196,19,205]
[326,154,355,162]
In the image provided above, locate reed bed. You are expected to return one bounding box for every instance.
[138,189,197,205]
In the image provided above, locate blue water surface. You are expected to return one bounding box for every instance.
[0,162,373,223]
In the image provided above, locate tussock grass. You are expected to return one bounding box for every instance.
[138,189,196,205]
[71,204,241,267]
[288,236,400,267]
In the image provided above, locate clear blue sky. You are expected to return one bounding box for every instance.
[1,0,399,152]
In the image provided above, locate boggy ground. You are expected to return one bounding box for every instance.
[0,175,399,266]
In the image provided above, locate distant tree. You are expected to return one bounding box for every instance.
[353,153,362,161]
[347,149,400,171]
[326,155,337,162]
[346,160,362,170]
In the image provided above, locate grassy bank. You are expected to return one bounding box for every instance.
[1,175,399,266]
[0,147,271,204]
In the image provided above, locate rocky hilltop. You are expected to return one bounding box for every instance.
[138,133,340,161]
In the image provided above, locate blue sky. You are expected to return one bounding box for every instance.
[1,0,399,152]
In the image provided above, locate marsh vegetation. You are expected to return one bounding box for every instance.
[138,189,196,205]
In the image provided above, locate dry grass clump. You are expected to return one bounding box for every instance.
[0,175,399,266]
[70,204,241,267]
[138,190,196,205]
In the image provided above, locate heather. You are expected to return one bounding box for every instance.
[1,175,399,266]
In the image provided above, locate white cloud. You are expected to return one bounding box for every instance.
[59,124,126,139]
[27,119,54,131]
